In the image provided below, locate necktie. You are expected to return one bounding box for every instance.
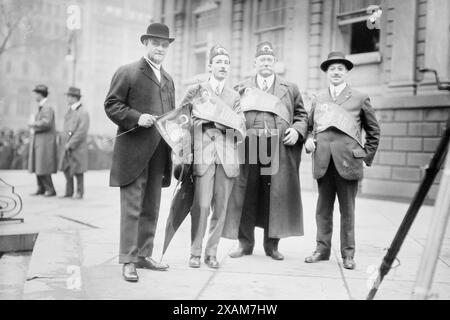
[332,87,337,101]
[215,85,221,96]
[262,80,268,91]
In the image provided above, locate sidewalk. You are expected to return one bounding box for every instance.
[0,170,449,300]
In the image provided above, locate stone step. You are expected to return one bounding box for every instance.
[23,230,84,299]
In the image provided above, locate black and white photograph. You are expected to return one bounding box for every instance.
[0,0,449,307]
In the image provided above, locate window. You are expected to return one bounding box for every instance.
[23,61,29,76]
[195,51,207,74]
[254,0,287,60]
[6,61,12,74]
[348,21,380,54]
[17,87,30,116]
[336,0,382,63]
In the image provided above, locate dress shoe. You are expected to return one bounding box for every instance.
[304,251,330,263]
[74,193,83,199]
[343,257,356,270]
[136,257,169,271]
[229,247,252,258]
[31,190,45,196]
[59,194,73,199]
[189,255,201,268]
[44,191,57,197]
[122,263,139,282]
[265,250,284,261]
[204,256,219,269]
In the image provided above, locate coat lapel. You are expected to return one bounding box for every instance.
[160,67,170,89]
[273,76,289,100]
[139,57,160,87]
[335,85,352,105]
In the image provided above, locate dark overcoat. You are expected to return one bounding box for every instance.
[104,57,175,187]
[308,86,380,180]
[28,104,58,175]
[223,75,309,239]
[59,104,90,174]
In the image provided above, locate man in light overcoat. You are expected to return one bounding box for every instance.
[59,87,90,199]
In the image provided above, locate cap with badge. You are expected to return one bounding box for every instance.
[255,41,275,58]
[209,45,230,63]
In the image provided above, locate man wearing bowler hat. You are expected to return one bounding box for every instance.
[59,87,90,199]
[28,84,58,197]
[304,52,380,269]
[105,23,175,282]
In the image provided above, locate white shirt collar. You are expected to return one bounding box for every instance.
[256,74,275,91]
[143,55,161,81]
[38,98,48,107]
[70,101,82,111]
[329,82,347,98]
[209,76,225,94]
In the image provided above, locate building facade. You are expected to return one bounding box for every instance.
[153,0,449,201]
[0,0,152,135]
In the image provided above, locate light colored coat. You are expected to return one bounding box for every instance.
[181,81,244,178]
[59,103,90,174]
[28,104,57,175]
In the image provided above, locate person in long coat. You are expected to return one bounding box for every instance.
[304,52,380,270]
[104,23,175,282]
[28,84,57,197]
[223,42,308,260]
[59,87,90,199]
[180,45,245,269]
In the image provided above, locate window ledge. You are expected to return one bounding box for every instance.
[348,52,382,66]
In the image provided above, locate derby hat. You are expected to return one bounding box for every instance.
[32,84,49,96]
[320,51,354,72]
[65,86,82,98]
[140,22,175,44]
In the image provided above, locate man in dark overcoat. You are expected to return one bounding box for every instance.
[28,84,57,197]
[304,52,380,270]
[104,23,175,282]
[223,42,308,260]
[59,87,90,199]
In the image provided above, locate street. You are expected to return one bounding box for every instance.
[0,169,449,300]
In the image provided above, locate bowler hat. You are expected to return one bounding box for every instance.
[140,22,175,44]
[32,84,48,96]
[65,87,82,98]
[320,51,354,72]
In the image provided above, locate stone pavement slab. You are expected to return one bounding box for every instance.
[1,170,449,300]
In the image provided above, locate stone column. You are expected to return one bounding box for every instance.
[420,0,450,94]
[387,0,418,95]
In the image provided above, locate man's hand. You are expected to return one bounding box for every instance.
[283,128,300,146]
[193,118,208,126]
[305,136,316,153]
[138,114,157,128]
[215,123,227,132]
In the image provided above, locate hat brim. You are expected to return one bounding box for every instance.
[140,34,175,45]
[32,89,48,95]
[66,93,81,97]
[320,59,353,72]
